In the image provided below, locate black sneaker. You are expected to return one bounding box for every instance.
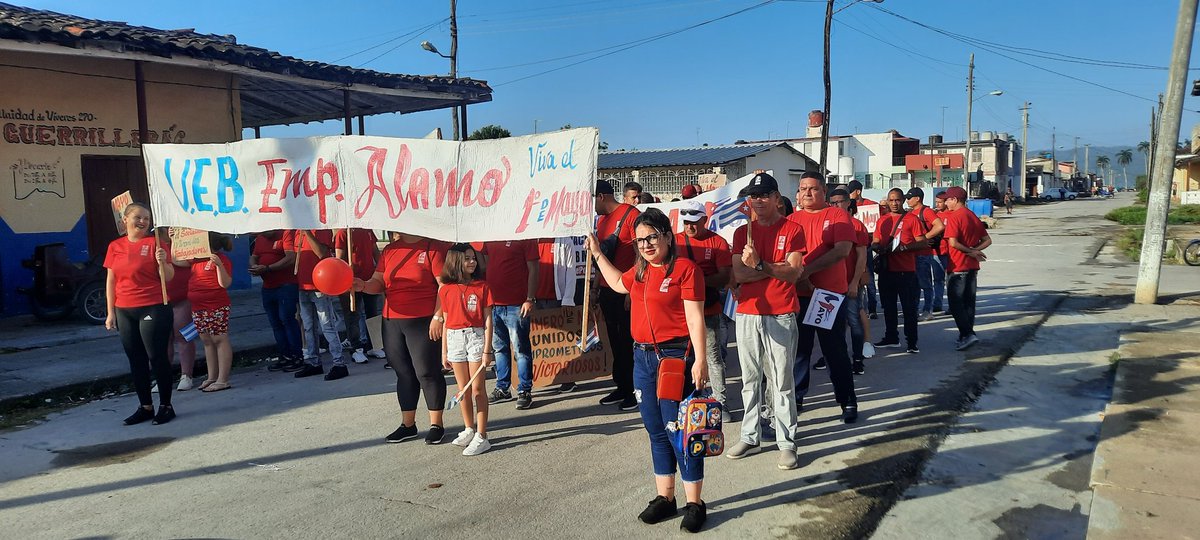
[557,382,578,393]
[875,338,900,348]
[906,345,919,354]
[869,312,878,320]
[680,501,707,533]
[813,357,828,370]
[424,424,445,445]
[618,396,639,411]
[266,357,290,371]
[842,404,859,424]
[324,364,349,381]
[599,390,625,405]
[151,405,176,425]
[385,424,418,443]
[281,358,307,372]
[516,391,533,410]
[123,407,154,426]
[852,359,865,375]
[294,363,324,378]
[637,495,677,524]
[489,387,513,404]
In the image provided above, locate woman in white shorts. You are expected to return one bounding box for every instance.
[438,244,495,456]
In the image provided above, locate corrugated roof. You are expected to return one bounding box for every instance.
[0,2,492,128]
[600,143,811,169]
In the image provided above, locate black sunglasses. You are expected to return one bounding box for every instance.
[679,210,705,216]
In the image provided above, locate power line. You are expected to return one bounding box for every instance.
[333,18,448,65]
[355,19,448,68]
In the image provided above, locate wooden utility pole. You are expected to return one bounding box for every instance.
[964,53,974,190]
[1020,102,1030,197]
[1137,0,1197,304]
[819,0,834,176]
[450,0,460,141]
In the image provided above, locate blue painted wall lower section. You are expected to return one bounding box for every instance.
[0,216,250,318]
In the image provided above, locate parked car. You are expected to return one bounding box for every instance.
[1041,188,1079,201]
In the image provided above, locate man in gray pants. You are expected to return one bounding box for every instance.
[723,173,806,471]
[674,201,733,421]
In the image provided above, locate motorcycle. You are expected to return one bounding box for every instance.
[1185,239,1200,267]
[16,243,108,325]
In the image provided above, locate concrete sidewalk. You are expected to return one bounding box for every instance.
[0,286,277,405]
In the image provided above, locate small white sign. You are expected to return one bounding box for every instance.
[802,288,845,330]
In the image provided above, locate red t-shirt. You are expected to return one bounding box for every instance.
[439,280,493,330]
[293,230,334,291]
[935,210,952,256]
[621,258,703,344]
[377,238,447,319]
[907,206,940,257]
[253,231,297,289]
[675,231,732,316]
[875,213,916,273]
[334,229,379,281]
[104,236,164,309]
[189,253,232,311]
[534,239,558,300]
[943,207,988,272]
[787,207,856,295]
[846,217,870,284]
[478,240,538,306]
[595,204,641,288]
[166,261,191,303]
[731,217,805,315]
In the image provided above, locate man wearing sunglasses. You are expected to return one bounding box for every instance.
[674,201,733,422]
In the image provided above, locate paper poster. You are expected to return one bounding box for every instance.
[801,288,845,330]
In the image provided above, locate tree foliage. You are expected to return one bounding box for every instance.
[467,124,512,140]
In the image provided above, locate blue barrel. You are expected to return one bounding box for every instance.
[966,199,993,218]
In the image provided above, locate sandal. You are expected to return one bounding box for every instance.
[197,379,216,390]
[201,381,231,392]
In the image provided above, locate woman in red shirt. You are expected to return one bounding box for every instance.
[353,233,448,445]
[189,235,234,392]
[103,202,177,425]
[437,244,495,456]
[163,233,195,391]
[587,208,710,533]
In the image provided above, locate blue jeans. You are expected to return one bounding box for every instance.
[844,291,865,360]
[865,250,878,314]
[262,283,302,359]
[935,255,949,311]
[299,290,344,366]
[492,304,533,393]
[633,346,703,483]
[916,255,941,313]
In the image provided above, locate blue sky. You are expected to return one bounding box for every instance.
[28,0,1200,153]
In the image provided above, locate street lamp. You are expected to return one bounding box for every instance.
[421,40,459,140]
[963,52,1001,193]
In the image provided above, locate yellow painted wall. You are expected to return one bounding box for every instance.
[0,49,241,233]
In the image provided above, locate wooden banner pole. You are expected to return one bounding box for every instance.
[155,228,169,305]
[347,227,356,312]
[579,247,593,349]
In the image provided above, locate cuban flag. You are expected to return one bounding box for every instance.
[708,196,751,232]
[577,321,601,352]
[722,289,737,320]
[180,321,199,342]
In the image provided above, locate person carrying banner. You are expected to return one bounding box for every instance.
[674,200,733,422]
[829,189,869,376]
[104,202,177,425]
[586,208,710,533]
[788,175,860,424]
[873,189,921,354]
[438,244,495,456]
[162,233,196,391]
[251,230,303,373]
[190,235,234,392]
[292,230,348,379]
[725,172,806,470]
[476,239,539,410]
[594,179,642,410]
[534,237,583,393]
[941,186,991,351]
[335,228,383,364]
[904,188,945,321]
[354,234,449,445]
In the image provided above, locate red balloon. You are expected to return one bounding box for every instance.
[312,258,354,296]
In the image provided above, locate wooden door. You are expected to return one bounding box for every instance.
[80,155,150,259]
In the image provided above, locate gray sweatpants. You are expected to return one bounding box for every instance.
[736,312,799,451]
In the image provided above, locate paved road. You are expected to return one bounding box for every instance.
[0,194,1175,538]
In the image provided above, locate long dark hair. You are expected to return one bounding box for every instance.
[440,243,480,285]
[633,208,676,283]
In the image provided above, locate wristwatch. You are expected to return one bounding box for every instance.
[754,261,764,272]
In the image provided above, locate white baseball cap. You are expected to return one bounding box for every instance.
[679,201,706,223]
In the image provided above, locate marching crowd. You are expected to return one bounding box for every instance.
[102,171,990,533]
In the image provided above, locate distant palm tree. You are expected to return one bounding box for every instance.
[1116,149,1133,189]
[1097,155,1111,185]
[1137,140,1151,177]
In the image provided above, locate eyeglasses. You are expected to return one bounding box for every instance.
[634,233,663,246]
[747,192,773,200]
[679,210,705,216]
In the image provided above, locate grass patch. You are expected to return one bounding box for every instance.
[1115,229,1145,260]
[1105,204,1200,225]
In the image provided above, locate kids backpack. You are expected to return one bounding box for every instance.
[668,390,724,459]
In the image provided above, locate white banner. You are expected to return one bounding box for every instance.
[143,128,599,242]
[638,170,801,244]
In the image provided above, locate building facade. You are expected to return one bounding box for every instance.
[598,143,818,200]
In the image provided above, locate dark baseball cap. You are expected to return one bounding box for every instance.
[847,180,864,193]
[739,172,779,197]
[904,187,925,200]
[934,190,949,200]
[944,186,968,201]
[596,179,615,195]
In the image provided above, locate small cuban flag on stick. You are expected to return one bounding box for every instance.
[577,322,600,352]
[180,321,199,342]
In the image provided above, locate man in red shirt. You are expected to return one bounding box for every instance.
[675,200,732,419]
[847,180,879,319]
[293,229,348,380]
[335,228,382,364]
[477,239,539,410]
[941,186,991,351]
[872,188,921,353]
[932,192,951,315]
[829,189,869,376]
[905,187,945,322]
[788,174,860,424]
[594,179,642,410]
[725,172,805,470]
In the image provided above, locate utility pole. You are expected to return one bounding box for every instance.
[941,106,948,137]
[1051,128,1058,185]
[1149,106,1158,190]
[450,0,459,140]
[819,0,834,176]
[1020,102,1030,197]
[964,53,974,191]
[1084,144,1090,177]
[1073,136,1080,181]
[1137,0,1197,305]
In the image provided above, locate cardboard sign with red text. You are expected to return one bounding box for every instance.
[168,227,211,261]
[111,190,133,234]
[515,306,613,388]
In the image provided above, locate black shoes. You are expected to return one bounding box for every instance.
[266,357,291,372]
[842,404,859,424]
[294,363,324,378]
[281,357,307,372]
[681,501,707,533]
[425,424,445,445]
[906,345,919,354]
[618,396,639,411]
[852,359,866,375]
[385,424,418,443]
[813,357,828,370]
[516,391,533,410]
[557,382,578,393]
[324,364,349,381]
[638,495,677,524]
[152,405,176,425]
[599,390,625,405]
[875,338,900,348]
[869,312,879,320]
[123,407,154,425]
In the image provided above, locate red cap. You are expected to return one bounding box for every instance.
[681,185,699,199]
[944,186,968,201]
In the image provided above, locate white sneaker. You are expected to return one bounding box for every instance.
[177,374,193,391]
[351,349,369,364]
[918,312,934,322]
[452,427,476,447]
[463,433,491,456]
[863,342,876,359]
[367,349,387,359]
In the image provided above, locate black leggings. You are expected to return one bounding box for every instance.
[383,317,446,412]
[116,304,174,407]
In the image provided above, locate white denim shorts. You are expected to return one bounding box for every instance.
[446,327,486,363]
